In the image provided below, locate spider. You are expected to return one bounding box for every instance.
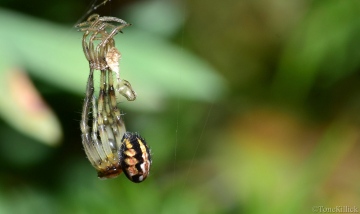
[76,14,151,182]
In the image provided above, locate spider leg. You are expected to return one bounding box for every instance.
[74,14,99,29]
[104,24,130,44]
[77,14,112,64]
[107,69,127,148]
[88,14,100,23]
[82,33,91,62]
[99,16,129,25]
[80,68,102,170]
[103,80,117,151]
[96,69,124,178]
[91,93,110,166]
[96,24,129,58]
[103,73,126,154]
[96,70,115,160]
[88,23,108,69]
[78,27,102,63]
[75,14,100,61]
[100,71,118,154]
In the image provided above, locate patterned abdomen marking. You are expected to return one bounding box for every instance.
[120,132,152,183]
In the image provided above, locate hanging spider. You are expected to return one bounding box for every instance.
[76,14,152,183]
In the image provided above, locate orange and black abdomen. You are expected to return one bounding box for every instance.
[120,132,152,183]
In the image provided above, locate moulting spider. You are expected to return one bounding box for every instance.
[76,14,152,183]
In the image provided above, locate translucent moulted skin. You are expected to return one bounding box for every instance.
[76,14,152,182]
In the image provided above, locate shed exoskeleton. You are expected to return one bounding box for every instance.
[76,14,152,182]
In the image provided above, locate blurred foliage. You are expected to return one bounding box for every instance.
[0,0,359,214]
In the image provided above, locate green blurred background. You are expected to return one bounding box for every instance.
[0,0,359,213]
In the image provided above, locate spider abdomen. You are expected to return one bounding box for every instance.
[120,132,152,183]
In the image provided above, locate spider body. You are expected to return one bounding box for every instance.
[121,132,152,183]
[77,14,151,182]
